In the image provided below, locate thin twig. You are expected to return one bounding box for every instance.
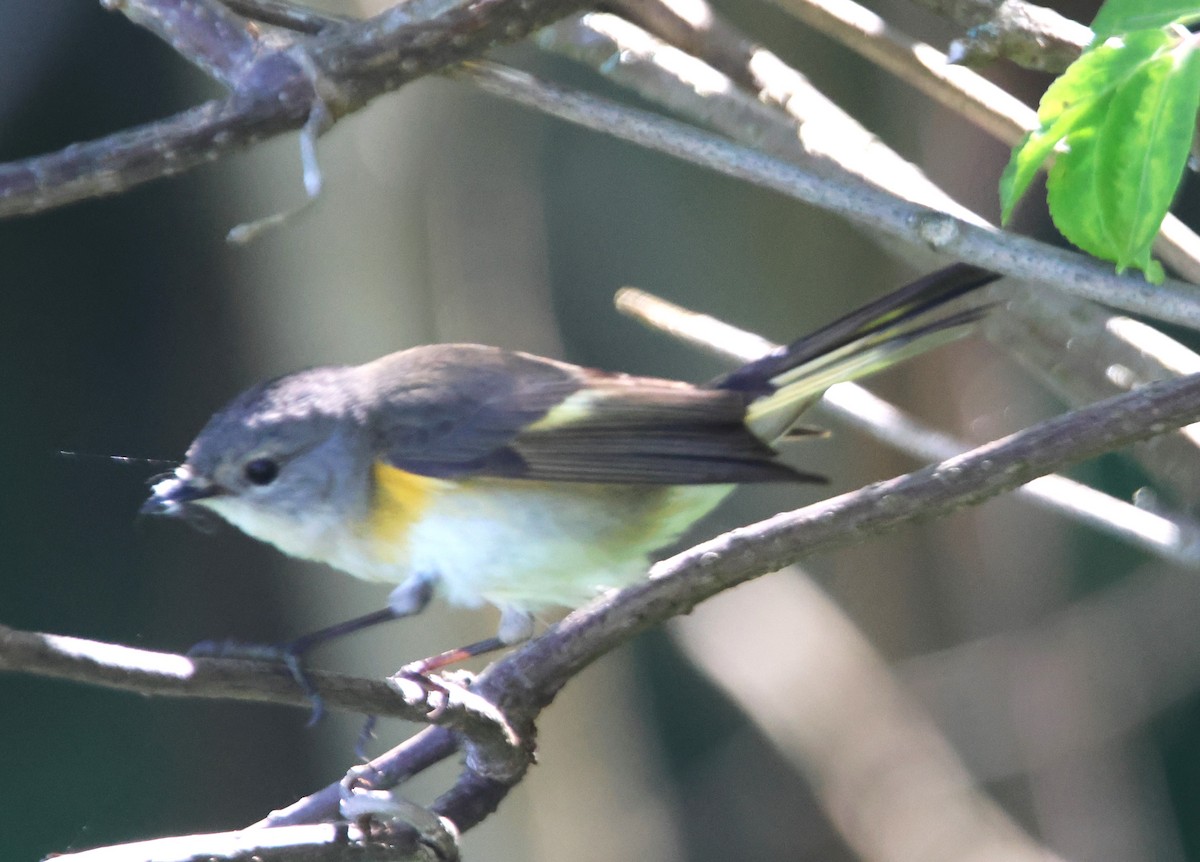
[219,0,352,33]
[258,728,458,828]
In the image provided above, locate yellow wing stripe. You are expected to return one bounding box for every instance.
[524,390,602,431]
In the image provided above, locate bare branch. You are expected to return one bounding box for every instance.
[47,821,440,862]
[0,624,375,709]
[673,571,1066,862]
[760,0,1038,145]
[463,61,1200,331]
[0,625,526,782]
[261,728,459,828]
[105,0,268,86]
[0,0,590,217]
[916,0,1092,72]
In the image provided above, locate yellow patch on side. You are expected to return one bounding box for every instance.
[368,461,451,549]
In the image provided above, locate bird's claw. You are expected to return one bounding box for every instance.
[187,638,326,724]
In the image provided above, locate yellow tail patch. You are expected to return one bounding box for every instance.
[368,462,449,549]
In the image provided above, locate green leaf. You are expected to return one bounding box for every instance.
[1045,32,1200,281]
[1046,113,1117,263]
[1100,41,1200,275]
[999,29,1173,223]
[1091,0,1200,41]
[1037,29,1172,123]
[1000,131,1056,223]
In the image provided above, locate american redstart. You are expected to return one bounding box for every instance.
[143,264,998,680]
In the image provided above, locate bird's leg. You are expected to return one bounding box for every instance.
[399,606,535,677]
[189,575,437,724]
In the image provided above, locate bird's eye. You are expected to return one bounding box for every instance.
[243,458,280,486]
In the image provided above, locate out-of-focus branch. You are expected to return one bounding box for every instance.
[602,0,978,220]
[673,570,1067,862]
[900,561,1200,783]
[764,0,1038,143]
[991,287,1200,507]
[913,0,1092,71]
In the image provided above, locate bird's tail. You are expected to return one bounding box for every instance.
[711,264,1001,441]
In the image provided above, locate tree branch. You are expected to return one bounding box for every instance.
[0,0,590,217]
[106,0,268,86]
[463,61,1200,331]
[45,822,442,862]
[919,0,1093,72]
[752,0,1200,283]
[0,625,527,784]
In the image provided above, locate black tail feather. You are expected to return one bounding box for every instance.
[711,263,999,395]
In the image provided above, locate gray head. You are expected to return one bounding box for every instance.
[142,365,375,551]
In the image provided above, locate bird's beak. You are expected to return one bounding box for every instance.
[140,468,221,516]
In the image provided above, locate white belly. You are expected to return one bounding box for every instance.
[407,481,733,610]
[205,477,733,613]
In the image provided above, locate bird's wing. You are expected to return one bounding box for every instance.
[364,345,818,485]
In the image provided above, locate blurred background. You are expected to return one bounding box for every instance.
[4,1,1200,860]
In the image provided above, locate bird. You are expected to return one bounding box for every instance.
[142,263,998,685]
